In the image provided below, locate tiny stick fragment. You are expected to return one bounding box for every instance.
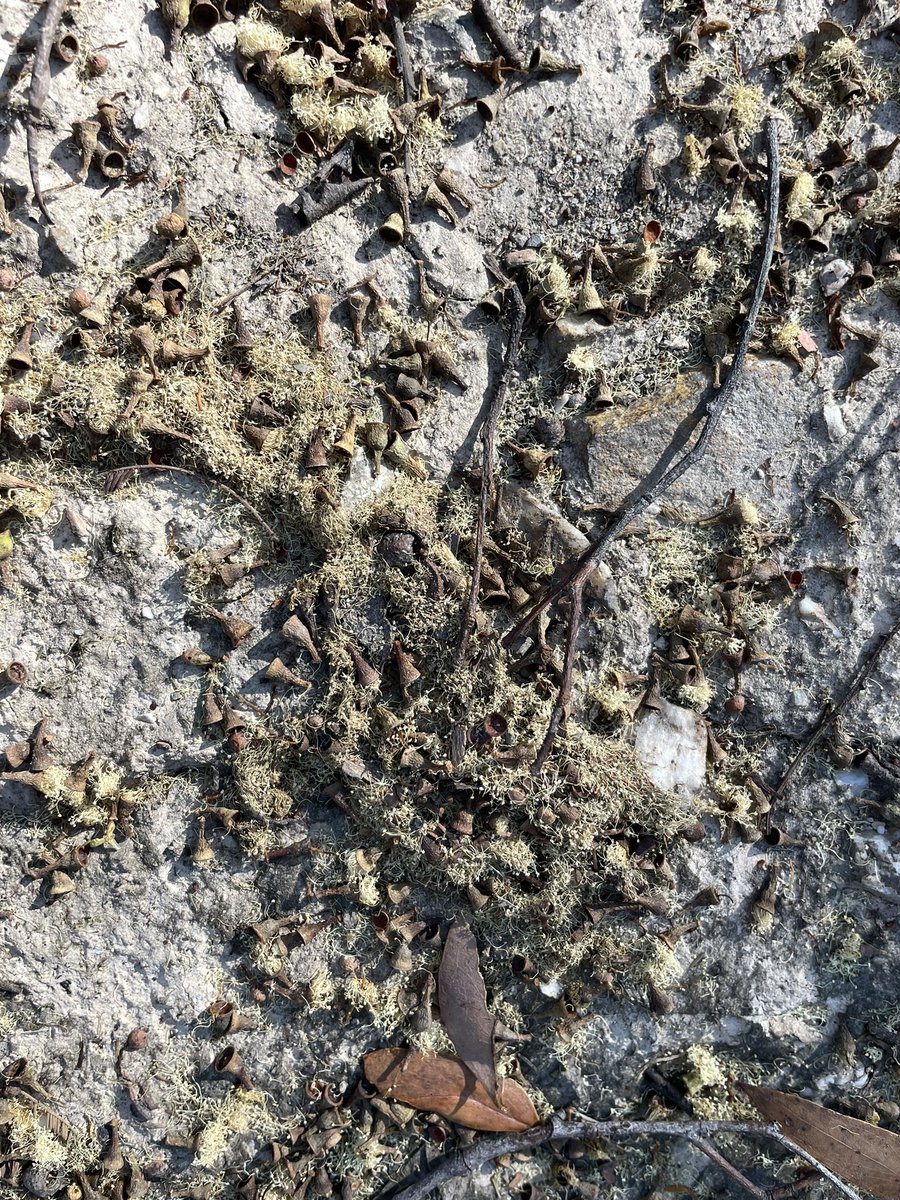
[27,0,67,223]
[766,610,900,817]
[388,1,415,101]
[472,0,524,70]
[108,464,280,545]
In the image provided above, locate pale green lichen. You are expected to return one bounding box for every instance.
[728,82,764,142]
[785,171,817,221]
[690,246,719,282]
[235,16,288,59]
[194,1090,278,1169]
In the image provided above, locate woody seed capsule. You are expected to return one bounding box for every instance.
[309,293,333,351]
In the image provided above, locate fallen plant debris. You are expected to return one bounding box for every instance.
[504,116,782,768]
[25,0,66,223]
[377,1105,900,1200]
[437,912,498,1102]
[763,611,900,827]
[739,1084,900,1199]
[363,1048,539,1133]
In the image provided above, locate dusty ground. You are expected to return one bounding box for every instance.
[0,0,899,1198]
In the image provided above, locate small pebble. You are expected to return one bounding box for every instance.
[819,258,853,297]
[823,401,847,442]
[132,102,152,131]
[834,768,869,796]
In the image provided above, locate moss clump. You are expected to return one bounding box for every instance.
[683,1044,728,1094]
[715,196,760,247]
[5,1099,99,1174]
[690,246,718,282]
[681,132,706,179]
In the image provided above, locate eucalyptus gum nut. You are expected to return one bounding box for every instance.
[378,210,405,244]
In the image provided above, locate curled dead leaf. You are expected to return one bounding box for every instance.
[363,1048,540,1133]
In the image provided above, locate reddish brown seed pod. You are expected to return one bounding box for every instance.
[213,1045,252,1088]
[4,662,27,686]
[86,52,109,77]
[279,151,299,176]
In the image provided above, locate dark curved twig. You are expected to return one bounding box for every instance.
[453,282,525,668]
[506,117,781,765]
[379,1116,861,1200]
[472,0,525,70]
[388,1,416,102]
[765,609,900,822]
[109,464,280,545]
[27,0,67,224]
[531,578,583,773]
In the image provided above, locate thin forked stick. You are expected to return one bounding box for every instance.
[110,464,280,545]
[518,117,780,768]
[531,578,583,772]
[765,610,900,818]
[380,1116,863,1200]
[27,0,67,223]
[453,282,525,668]
[685,1134,767,1199]
[212,269,277,314]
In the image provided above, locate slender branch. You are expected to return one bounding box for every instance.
[501,117,781,653]
[530,579,583,772]
[27,0,67,223]
[766,610,900,816]
[471,0,525,70]
[112,464,280,545]
[505,118,780,768]
[384,1125,548,1200]
[453,282,525,668]
[685,1133,767,1200]
[212,269,276,314]
[379,1116,863,1200]
[769,1130,864,1200]
[388,1,415,102]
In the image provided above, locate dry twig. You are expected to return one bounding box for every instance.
[212,269,277,314]
[379,1116,863,1200]
[765,610,900,823]
[27,0,67,223]
[453,281,525,668]
[388,0,416,101]
[508,117,781,767]
[108,464,280,545]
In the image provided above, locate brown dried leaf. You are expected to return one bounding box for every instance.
[739,1083,900,1200]
[363,1049,539,1133]
[438,913,497,1102]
